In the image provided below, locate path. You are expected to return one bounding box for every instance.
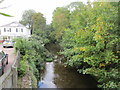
[0,44,16,73]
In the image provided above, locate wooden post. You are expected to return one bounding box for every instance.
[12,66,17,88]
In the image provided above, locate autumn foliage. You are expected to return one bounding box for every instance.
[52,1,120,88]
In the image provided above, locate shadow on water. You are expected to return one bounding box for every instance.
[54,62,98,88]
[38,42,98,88]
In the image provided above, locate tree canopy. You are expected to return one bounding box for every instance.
[20,10,46,35]
[52,1,120,88]
[20,9,36,29]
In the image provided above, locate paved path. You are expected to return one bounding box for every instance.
[0,44,16,72]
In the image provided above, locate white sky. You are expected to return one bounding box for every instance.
[0,0,94,25]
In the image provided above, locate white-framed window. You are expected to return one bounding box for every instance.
[16,28,18,32]
[4,28,6,32]
[9,28,11,32]
[21,28,23,32]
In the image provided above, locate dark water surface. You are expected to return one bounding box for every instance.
[38,43,98,88]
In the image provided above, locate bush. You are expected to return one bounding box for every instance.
[15,37,47,80]
[18,59,27,77]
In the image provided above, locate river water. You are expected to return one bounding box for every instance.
[38,42,98,88]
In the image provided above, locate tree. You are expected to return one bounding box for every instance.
[66,2,85,12]
[32,12,46,32]
[53,1,120,88]
[52,7,70,41]
[20,10,47,35]
[20,9,36,30]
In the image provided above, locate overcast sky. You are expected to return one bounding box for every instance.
[0,0,94,25]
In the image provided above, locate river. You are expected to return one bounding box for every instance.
[38,42,98,88]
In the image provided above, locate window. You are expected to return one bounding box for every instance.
[21,28,23,32]
[16,28,18,32]
[4,28,6,32]
[9,28,11,32]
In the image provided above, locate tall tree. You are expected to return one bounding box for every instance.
[52,7,70,41]
[32,12,46,32]
[20,10,46,35]
[20,9,36,30]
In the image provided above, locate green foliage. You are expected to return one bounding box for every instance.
[18,56,27,77]
[29,67,37,88]
[52,1,120,88]
[14,38,30,55]
[15,36,48,80]
[19,9,36,29]
[32,13,46,31]
[52,7,70,41]
[20,10,46,35]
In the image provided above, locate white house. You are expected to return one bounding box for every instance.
[0,21,31,40]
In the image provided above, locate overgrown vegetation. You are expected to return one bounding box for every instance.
[15,36,47,80]
[51,1,120,88]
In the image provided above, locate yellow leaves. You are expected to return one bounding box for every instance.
[94,34,102,41]
[99,2,105,7]
[75,30,86,36]
[74,47,78,50]
[101,40,104,43]
[73,47,86,51]
[101,22,104,24]
[80,47,86,51]
[99,63,106,67]
[117,51,120,53]
[94,34,105,44]
[96,30,101,33]
[110,27,113,30]
[96,17,101,21]
[76,31,80,36]
[96,35,102,38]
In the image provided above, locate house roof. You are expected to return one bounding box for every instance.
[0,21,27,28]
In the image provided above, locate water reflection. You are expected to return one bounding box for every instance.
[38,61,97,88]
[38,62,56,88]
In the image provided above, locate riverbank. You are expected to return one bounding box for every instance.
[14,38,46,88]
[17,60,37,88]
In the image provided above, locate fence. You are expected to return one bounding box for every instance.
[0,51,20,89]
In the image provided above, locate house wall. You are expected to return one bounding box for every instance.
[0,27,31,40]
